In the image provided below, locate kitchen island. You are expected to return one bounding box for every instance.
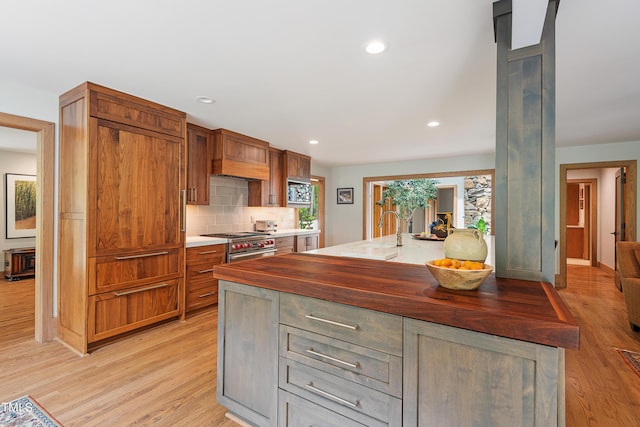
[213,241,579,426]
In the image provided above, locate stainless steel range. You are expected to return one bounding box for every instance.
[200,232,276,263]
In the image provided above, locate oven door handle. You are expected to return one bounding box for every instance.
[229,248,277,260]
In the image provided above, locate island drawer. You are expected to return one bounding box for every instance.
[278,390,368,427]
[279,325,402,397]
[279,357,401,426]
[280,293,402,356]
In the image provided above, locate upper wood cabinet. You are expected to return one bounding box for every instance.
[211,129,270,180]
[248,148,283,207]
[283,150,311,180]
[58,82,186,354]
[186,124,212,205]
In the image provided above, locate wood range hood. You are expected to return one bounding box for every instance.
[211,128,270,181]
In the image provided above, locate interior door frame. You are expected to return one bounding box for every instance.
[566,179,597,265]
[558,160,636,289]
[362,169,495,240]
[0,112,56,342]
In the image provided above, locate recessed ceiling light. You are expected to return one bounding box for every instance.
[427,121,440,127]
[365,40,387,54]
[196,96,215,104]
[309,139,319,145]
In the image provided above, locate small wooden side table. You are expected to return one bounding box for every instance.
[4,247,36,280]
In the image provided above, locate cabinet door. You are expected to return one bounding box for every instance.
[275,237,295,255]
[217,281,279,427]
[403,319,560,427]
[268,148,283,206]
[186,125,211,205]
[249,148,283,207]
[90,118,185,256]
[284,151,311,179]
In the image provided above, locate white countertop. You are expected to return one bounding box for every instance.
[185,229,320,247]
[266,228,320,237]
[307,233,494,266]
[185,236,228,247]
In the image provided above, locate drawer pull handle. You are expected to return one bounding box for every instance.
[115,251,169,260]
[114,283,170,296]
[305,382,359,408]
[198,291,217,298]
[197,268,215,274]
[306,348,359,368]
[305,314,358,330]
[198,250,218,254]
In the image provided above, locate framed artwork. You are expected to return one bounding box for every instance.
[337,187,354,204]
[5,173,36,239]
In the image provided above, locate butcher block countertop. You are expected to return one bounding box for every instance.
[213,253,579,350]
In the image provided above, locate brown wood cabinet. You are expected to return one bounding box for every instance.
[185,244,225,312]
[283,150,311,180]
[248,148,283,207]
[211,129,270,180]
[186,124,212,205]
[274,236,295,255]
[58,82,186,354]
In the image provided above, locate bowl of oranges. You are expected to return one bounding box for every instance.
[425,258,493,290]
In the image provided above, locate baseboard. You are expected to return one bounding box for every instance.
[598,261,615,276]
[225,412,252,427]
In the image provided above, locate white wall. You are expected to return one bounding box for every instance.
[0,78,59,123]
[0,149,37,252]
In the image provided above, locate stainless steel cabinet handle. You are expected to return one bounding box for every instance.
[193,188,197,201]
[114,283,170,296]
[198,250,218,254]
[198,291,217,298]
[197,268,214,274]
[114,251,169,260]
[181,189,187,231]
[306,348,359,368]
[305,314,359,330]
[305,382,359,408]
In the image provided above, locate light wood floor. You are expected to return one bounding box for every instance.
[1,267,639,426]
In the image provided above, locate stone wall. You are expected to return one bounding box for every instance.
[464,175,492,233]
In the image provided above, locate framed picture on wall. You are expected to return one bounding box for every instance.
[337,187,354,204]
[5,173,36,239]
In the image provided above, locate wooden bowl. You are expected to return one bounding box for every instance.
[425,261,493,290]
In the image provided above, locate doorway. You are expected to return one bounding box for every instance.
[0,113,55,342]
[363,169,494,240]
[566,179,597,267]
[558,161,637,289]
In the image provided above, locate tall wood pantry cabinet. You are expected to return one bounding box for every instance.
[58,82,187,355]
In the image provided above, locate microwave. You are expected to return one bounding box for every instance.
[287,179,311,206]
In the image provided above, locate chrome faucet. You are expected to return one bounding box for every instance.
[378,210,402,246]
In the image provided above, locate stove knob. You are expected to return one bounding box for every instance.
[245,243,251,248]
[233,244,240,249]
[260,243,265,248]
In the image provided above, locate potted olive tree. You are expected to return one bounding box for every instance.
[376,179,439,245]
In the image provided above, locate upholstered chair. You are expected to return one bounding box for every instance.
[615,241,640,332]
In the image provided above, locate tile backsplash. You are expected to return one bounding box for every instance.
[185,176,296,236]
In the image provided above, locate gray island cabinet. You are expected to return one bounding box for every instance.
[214,253,579,427]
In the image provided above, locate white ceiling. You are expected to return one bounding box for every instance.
[1,0,639,166]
